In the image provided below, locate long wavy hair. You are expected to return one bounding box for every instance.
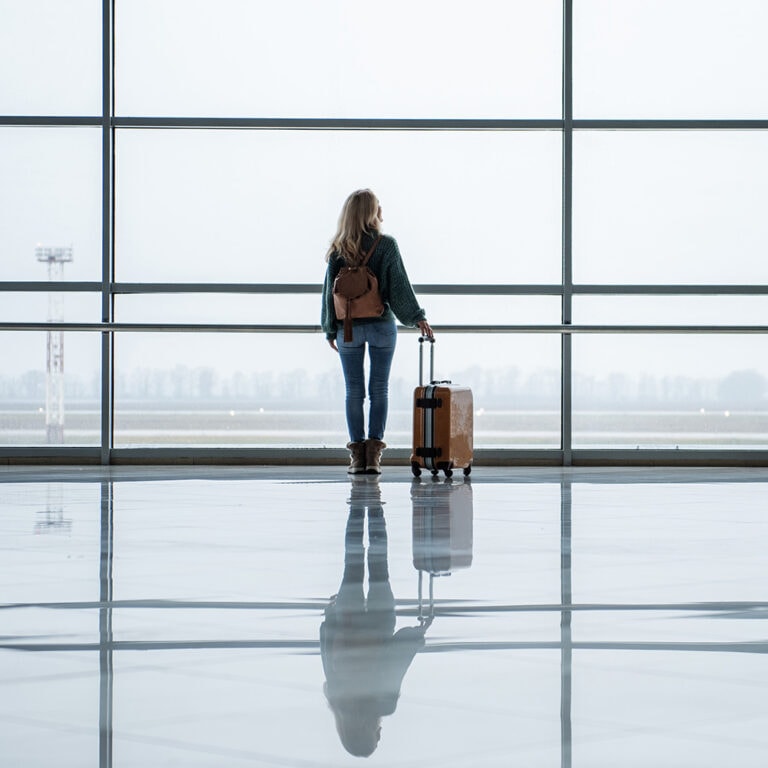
[326,189,382,265]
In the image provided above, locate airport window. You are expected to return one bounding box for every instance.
[1,1,766,462]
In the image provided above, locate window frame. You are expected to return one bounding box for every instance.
[0,0,767,466]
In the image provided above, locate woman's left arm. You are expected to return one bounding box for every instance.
[382,239,432,336]
[321,258,340,350]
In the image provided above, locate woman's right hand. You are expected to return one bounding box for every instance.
[417,320,434,340]
[328,338,338,352]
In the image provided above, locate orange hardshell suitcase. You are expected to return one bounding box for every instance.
[410,338,473,479]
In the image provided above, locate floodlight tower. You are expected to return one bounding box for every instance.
[35,245,73,444]
[35,484,72,534]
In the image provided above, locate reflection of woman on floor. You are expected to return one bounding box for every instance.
[321,479,430,757]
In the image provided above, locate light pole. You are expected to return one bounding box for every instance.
[35,245,73,444]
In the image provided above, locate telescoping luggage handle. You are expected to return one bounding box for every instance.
[418,336,452,387]
[418,336,435,387]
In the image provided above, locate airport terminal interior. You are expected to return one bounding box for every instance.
[3,1,768,766]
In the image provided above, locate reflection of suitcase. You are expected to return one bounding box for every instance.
[410,338,473,479]
[411,481,473,575]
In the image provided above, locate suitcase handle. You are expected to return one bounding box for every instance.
[418,336,435,386]
[417,571,435,625]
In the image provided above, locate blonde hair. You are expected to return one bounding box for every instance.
[326,189,382,264]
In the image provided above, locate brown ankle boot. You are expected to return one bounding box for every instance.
[364,439,386,474]
[346,441,366,474]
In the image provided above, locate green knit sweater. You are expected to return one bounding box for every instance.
[321,232,426,340]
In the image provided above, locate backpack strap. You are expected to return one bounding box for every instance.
[360,235,383,266]
[343,309,354,343]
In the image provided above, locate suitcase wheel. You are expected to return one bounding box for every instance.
[463,464,472,476]
[411,462,422,477]
[444,468,453,478]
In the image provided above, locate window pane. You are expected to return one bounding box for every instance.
[116,129,561,284]
[574,0,768,118]
[115,294,560,326]
[426,296,560,327]
[0,292,101,323]
[573,132,768,285]
[0,332,101,446]
[114,332,560,448]
[573,296,768,326]
[113,332,355,448]
[116,294,322,325]
[0,0,101,115]
[0,128,102,281]
[573,334,768,448]
[115,0,561,118]
[432,333,561,448]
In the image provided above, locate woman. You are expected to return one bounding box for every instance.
[321,189,432,474]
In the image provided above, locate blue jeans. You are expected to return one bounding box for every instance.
[337,319,397,443]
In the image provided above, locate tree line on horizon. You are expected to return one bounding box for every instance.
[0,366,766,409]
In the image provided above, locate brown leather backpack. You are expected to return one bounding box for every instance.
[332,235,385,342]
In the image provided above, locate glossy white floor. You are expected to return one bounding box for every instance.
[1,465,767,767]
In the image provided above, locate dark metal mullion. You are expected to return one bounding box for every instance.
[574,119,768,130]
[109,283,567,296]
[2,282,767,295]
[2,446,767,465]
[562,0,574,468]
[3,323,768,334]
[0,116,102,126]
[113,283,324,294]
[574,448,768,466]
[6,116,767,131]
[0,447,101,460]
[574,285,768,295]
[98,5,115,766]
[0,282,103,292]
[109,2,117,468]
[114,117,563,131]
[100,0,114,466]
